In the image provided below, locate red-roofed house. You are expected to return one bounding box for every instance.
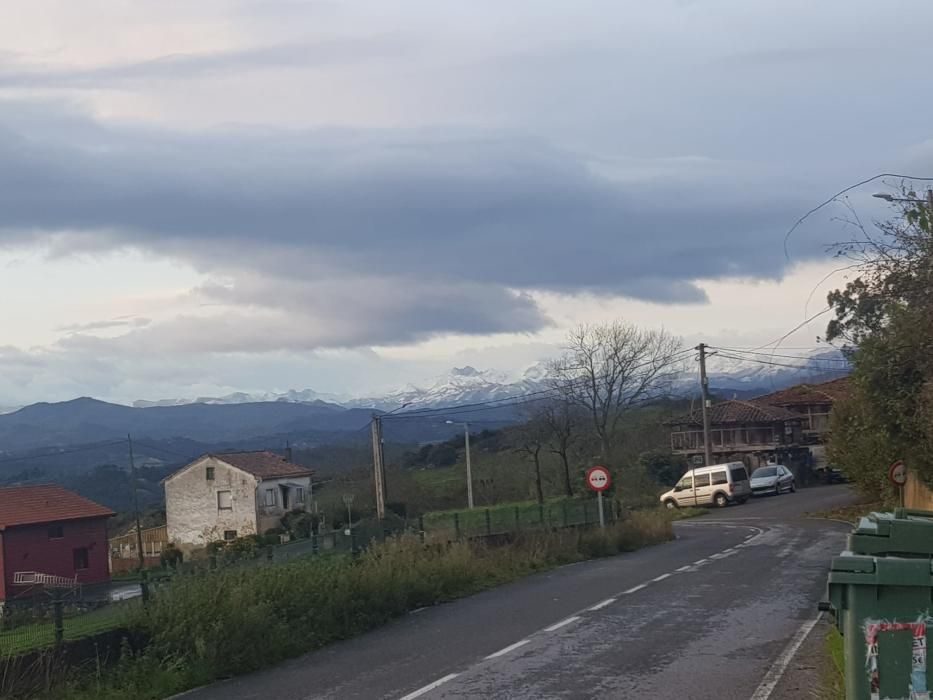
[164,451,313,551]
[755,376,852,443]
[0,485,114,601]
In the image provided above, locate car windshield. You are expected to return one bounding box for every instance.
[752,467,778,478]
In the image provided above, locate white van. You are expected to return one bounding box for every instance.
[660,462,751,509]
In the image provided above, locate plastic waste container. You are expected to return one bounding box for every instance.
[825,510,933,699]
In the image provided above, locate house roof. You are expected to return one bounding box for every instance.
[0,484,114,530]
[755,376,852,407]
[670,400,803,427]
[211,451,312,480]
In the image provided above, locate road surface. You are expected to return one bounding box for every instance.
[180,485,857,700]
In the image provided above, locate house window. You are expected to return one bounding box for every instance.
[73,547,89,571]
[295,487,305,504]
[217,490,233,511]
[264,488,277,507]
[206,466,215,481]
[223,530,237,541]
[48,524,64,539]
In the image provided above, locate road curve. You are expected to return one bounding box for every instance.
[178,485,857,700]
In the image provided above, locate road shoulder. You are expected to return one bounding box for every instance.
[768,616,841,700]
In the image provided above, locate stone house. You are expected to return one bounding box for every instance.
[164,451,312,552]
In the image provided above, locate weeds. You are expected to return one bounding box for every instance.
[42,511,674,699]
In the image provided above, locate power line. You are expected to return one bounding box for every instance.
[708,347,850,363]
[782,172,933,260]
[712,352,851,373]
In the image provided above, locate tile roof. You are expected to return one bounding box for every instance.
[755,376,852,407]
[670,400,803,427]
[0,484,114,530]
[213,451,313,480]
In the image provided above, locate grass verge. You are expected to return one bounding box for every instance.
[39,511,674,699]
[823,627,844,700]
[808,500,884,525]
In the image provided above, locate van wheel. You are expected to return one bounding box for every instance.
[714,493,729,508]
[664,499,678,510]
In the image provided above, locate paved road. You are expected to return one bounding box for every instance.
[181,485,857,700]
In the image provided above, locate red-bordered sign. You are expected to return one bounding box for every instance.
[586,466,612,492]
[888,460,907,487]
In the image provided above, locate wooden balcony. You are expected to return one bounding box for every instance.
[670,428,787,454]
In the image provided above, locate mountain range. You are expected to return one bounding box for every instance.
[0,349,849,468]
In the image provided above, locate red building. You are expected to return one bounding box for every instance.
[0,484,114,601]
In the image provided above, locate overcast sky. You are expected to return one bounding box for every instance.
[1,0,932,405]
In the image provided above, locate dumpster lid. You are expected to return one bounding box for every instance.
[831,552,876,573]
[849,510,933,557]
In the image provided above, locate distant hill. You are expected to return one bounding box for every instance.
[0,397,375,453]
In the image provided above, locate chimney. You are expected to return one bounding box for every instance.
[284,441,292,463]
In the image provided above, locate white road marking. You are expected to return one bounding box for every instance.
[674,565,692,572]
[622,583,647,594]
[652,573,671,582]
[587,597,616,611]
[544,616,581,632]
[749,615,823,700]
[398,673,460,700]
[693,558,709,565]
[484,639,530,659]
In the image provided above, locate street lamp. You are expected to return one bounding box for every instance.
[445,420,474,509]
[873,192,933,205]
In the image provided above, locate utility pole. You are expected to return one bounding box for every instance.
[127,435,149,603]
[696,344,713,466]
[371,415,386,520]
[446,420,474,509]
[464,422,474,510]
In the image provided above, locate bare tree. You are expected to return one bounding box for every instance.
[513,419,547,505]
[549,321,683,463]
[538,400,580,497]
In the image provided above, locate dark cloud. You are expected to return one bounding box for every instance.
[0,100,833,351]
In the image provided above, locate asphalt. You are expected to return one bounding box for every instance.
[180,484,857,700]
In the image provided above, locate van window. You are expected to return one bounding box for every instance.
[694,473,710,487]
[678,476,693,490]
[711,471,728,485]
[730,466,749,482]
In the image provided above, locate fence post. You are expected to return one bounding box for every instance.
[350,529,357,555]
[454,513,461,541]
[419,515,425,544]
[485,509,492,536]
[53,598,64,646]
[562,501,568,528]
[312,533,319,555]
[514,506,521,532]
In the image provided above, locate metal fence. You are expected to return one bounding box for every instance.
[0,596,140,658]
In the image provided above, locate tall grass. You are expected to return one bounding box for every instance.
[47,511,674,699]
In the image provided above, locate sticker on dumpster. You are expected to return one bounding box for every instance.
[864,616,931,700]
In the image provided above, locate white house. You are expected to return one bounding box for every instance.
[164,451,313,551]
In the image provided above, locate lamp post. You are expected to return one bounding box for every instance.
[446,420,474,509]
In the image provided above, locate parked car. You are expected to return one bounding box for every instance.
[749,465,795,496]
[660,462,751,509]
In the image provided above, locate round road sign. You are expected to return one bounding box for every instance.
[888,460,907,487]
[586,466,612,492]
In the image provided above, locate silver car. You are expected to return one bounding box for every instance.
[749,465,795,496]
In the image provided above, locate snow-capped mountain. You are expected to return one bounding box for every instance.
[133,388,349,409]
[131,348,850,412]
[346,365,550,411]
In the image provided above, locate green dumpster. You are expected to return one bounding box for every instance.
[826,510,933,700]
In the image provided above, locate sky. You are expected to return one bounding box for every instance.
[1,0,932,406]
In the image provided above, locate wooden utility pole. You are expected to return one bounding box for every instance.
[697,344,713,466]
[127,434,149,603]
[371,416,386,519]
